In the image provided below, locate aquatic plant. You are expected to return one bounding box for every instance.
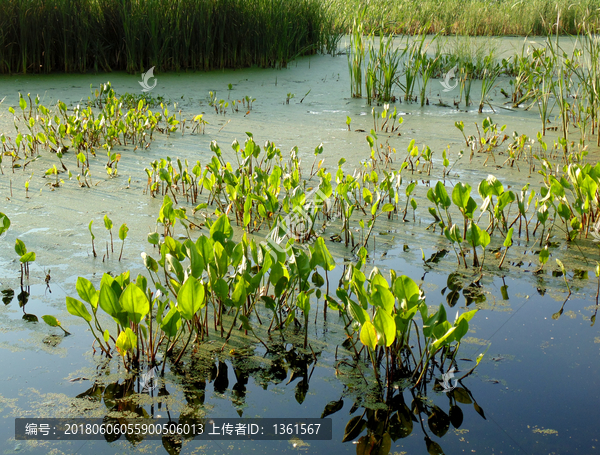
[0,0,338,74]
[15,238,35,284]
[41,315,70,335]
[118,224,129,262]
[348,14,365,98]
[0,212,10,236]
[103,215,114,258]
[88,220,96,258]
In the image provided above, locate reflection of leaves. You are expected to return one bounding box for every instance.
[356,435,375,455]
[295,378,308,404]
[377,432,392,455]
[342,415,366,442]
[321,399,344,418]
[103,416,121,443]
[2,289,14,305]
[449,405,463,428]
[452,387,472,404]
[427,406,450,438]
[447,273,464,292]
[446,290,460,307]
[76,383,104,402]
[17,289,29,307]
[463,283,485,305]
[214,361,229,394]
[426,249,449,264]
[22,313,38,322]
[388,405,413,440]
[425,436,445,454]
[162,433,183,455]
[500,285,509,300]
[103,383,119,409]
[473,401,486,420]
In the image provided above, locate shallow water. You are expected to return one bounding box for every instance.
[0,36,599,454]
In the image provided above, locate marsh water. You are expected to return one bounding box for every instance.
[0,36,599,454]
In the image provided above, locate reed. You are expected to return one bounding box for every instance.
[332,0,600,36]
[0,0,339,74]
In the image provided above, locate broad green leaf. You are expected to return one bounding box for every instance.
[393,275,421,310]
[20,252,35,263]
[360,320,377,350]
[230,277,246,308]
[66,296,91,322]
[76,277,98,308]
[15,238,27,256]
[452,182,472,210]
[98,283,122,320]
[210,214,234,242]
[297,291,310,314]
[119,283,150,324]
[0,212,11,235]
[116,328,137,356]
[373,309,395,346]
[42,315,60,327]
[178,277,205,319]
[103,215,113,230]
[349,300,369,325]
[161,305,181,338]
[118,223,129,241]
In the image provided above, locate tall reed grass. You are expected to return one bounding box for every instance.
[332,0,600,36]
[0,0,340,74]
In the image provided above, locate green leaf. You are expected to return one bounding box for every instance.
[373,309,396,346]
[20,252,35,263]
[210,214,234,242]
[119,283,150,324]
[76,277,98,308]
[141,252,159,273]
[15,238,27,256]
[297,291,310,315]
[147,232,160,245]
[118,223,129,241]
[539,246,549,265]
[381,203,395,212]
[98,283,122,321]
[66,296,91,322]
[349,300,369,326]
[42,315,60,327]
[503,227,514,248]
[88,220,95,240]
[116,328,137,356]
[309,237,335,271]
[466,221,490,248]
[360,320,377,350]
[372,284,395,314]
[0,212,11,235]
[393,275,421,310]
[177,277,205,319]
[452,182,472,210]
[230,277,246,308]
[435,181,451,209]
[103,215,113,230]
[161,305,181,338]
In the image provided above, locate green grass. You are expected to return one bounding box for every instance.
[333,0,600,36]
[0,0,340,74]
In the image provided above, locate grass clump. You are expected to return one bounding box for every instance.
[333,0,600,36]
[0,0,341,74]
